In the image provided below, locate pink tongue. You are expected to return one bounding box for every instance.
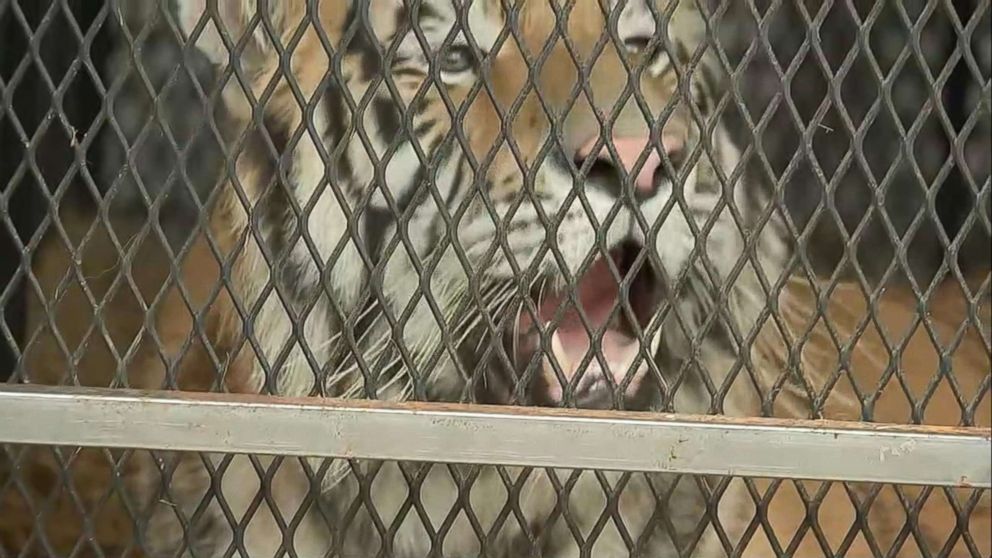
[539,256,634,360]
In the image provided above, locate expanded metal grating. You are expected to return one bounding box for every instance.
[1,0,990,556]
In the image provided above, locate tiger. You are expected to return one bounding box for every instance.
[7,0,799,556]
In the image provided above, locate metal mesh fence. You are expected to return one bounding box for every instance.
[2,444,990,557]
[1,0,990,556]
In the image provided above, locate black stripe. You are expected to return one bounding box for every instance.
[425,217,447,258]
[392,2,412,31]
[343,3,382,80]
[673,40,715,116]
[694,62,719,116]
[254,117,320,311]
[446,153,467,210]
[374,97,402,143]
[412,96,431,118]
[385,131,443,209]
[413,118,437,137]
[395,165,427,215]
[675,41,691,66]
[426,162,465,250]
[422,148,465,250]
[265,116,290,160]
[415,2,441,25]
[260,116,292,259]
[323,82,357,193]
[699,62,720,100]
[689,274,736,357]
[364,206,394,264]
[324,82,345,149]
[361,120,443,265]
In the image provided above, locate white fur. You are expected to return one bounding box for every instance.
[154,1,781,556]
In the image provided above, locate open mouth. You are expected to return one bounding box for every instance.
[512,242,664,408]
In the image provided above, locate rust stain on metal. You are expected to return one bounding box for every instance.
[3,384,991,440]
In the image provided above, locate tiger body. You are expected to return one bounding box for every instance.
[22,0,793,556]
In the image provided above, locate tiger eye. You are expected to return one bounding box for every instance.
[438,45,475,74]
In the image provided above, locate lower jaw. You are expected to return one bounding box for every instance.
[535,362,653,409]
[471,365,654,409]
[479,333,659,409]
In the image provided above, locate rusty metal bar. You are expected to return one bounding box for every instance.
[0,384,987,488]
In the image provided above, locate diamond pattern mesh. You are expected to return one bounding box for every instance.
[1,446,990,557]
[1,0,989,556]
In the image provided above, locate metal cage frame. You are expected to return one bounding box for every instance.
[0,385,989,488]
[1,0,990,556]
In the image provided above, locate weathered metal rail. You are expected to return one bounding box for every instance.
[1,384,987,488]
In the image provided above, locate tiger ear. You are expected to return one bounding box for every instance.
[175,0,289,68]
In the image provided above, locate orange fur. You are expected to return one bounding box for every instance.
[4,202,987,555]
[2,0,988,552]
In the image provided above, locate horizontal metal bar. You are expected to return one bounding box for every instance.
[0,385,988,487]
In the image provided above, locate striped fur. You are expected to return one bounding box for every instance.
[29,1,794,556]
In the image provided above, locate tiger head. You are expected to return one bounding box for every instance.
[177,0,788,412]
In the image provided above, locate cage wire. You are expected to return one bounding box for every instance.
[0,0,990,556]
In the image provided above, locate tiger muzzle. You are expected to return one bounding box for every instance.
[494,241,666,409]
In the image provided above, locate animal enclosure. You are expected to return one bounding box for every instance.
[1,0,990,556]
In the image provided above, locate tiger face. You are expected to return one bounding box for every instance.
[178,0,783,412]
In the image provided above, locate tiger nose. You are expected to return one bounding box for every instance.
[575,134,685,197]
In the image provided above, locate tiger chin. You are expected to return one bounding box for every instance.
[134,0,793,556]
